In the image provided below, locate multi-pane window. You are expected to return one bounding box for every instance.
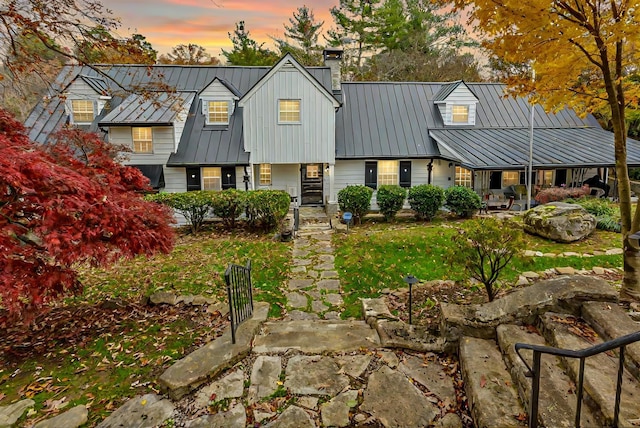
[132,127,153,153]
[306,164,320,178]
[207,101,229,124]
[455,166,472,187]
[503,171,520,187]
[452,105,469,123]
[378,160,398,186]
[540,170,553,186]
[202,167,221,191]
[259,164,272,185]
[71,99,94,123]
[279,99,301,123]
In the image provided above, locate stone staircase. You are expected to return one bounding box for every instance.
[296,206,332,232]
[459,298,640,427]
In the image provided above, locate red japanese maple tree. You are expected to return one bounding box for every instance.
[0,109,175,322]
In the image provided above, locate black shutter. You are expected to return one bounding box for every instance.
[186,167,201,191]
[221,166,236,190]
[365,162,377,189]
[489,171,502,189]
[555,169,567,187]
[399,161,411,188]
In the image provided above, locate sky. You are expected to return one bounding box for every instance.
[103,0,340,59]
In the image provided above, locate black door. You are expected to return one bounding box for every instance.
[555,169,567,187]
[301,164,323,205]
[186,167,201,191]
[399,161,411,188]
[221,166,236,189]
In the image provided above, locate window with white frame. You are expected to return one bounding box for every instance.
[132,127,153,153]
[71,99,95,123]
[206,101,229,125]
[452,105,469,123]
[279,99,301,123]
[503,171,520,187]
[378,160,399,185]
[202,167,222,191]
[259,164,272,185]
[455,166,472,187]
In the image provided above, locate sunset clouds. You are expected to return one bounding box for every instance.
[104,0,338,59]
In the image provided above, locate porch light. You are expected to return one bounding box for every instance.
[404,274,419,324]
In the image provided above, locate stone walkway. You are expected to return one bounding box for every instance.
[284,223,344,321]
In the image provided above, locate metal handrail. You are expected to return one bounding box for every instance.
[515,330,640,428]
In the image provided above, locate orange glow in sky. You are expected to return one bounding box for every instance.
[103,0,339,60]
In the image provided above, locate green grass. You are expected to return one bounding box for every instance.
[335,222,622,318]
[1,229,290,427]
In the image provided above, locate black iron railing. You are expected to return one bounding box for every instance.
[224,260,253,344]
[515,330,640,428]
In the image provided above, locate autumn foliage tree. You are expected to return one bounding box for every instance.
[455,0,640,300]
[0,110,175,322]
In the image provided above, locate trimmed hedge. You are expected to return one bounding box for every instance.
[210,189,246,228]
[245,189,291,231]
[444,186,482,217]
[408,184,444,220]
[377,185,407,221]
[337,185,373,224]
[146,191,214,234]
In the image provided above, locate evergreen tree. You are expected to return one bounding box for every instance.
[273,6,325,66]
[222,21,279,66]
[158,44,220,65]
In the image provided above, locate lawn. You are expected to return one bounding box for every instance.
[334,219,623,319]
[0,227,290,427]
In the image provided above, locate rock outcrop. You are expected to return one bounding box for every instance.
[523,202,596,242]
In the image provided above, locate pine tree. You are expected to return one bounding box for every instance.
[273,6,325,66]
[222,21,279,66]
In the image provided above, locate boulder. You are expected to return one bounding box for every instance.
[523,202,596,242]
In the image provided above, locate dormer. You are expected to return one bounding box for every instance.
[433,81,479,126]
[200,78,241,126]
[63,75,111,125]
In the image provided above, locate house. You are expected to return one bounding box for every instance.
[25,50,640,213]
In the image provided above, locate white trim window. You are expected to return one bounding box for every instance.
[378,160,399,186]
[206,100,229,125]
[259,164,272,185]
[202,167,222,191]
[503,171,520,187]
[278,99,301,123]
[132,127,153,153]
[452,105,469,123]
[71,99,95,123]
[455,166,472,187]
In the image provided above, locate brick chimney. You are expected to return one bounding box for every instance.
[323,49,343,92]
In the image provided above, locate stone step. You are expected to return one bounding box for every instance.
[252,320,380,354]
[496,324,601,427]
[540,312,640,427]
[459,336,526,428]
[581,301,640,380]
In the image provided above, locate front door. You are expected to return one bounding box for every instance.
[301,164,323,205]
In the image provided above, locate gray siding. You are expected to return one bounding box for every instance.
[439,84,478,125]
[109,126,175,165]
[243,67,336,164]
[164,167,187,193]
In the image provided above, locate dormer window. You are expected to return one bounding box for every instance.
[71,99,95,123]
[279,99,301,123]
[132,127,153,153]
[452,105,469,123]
[205,100,229,125]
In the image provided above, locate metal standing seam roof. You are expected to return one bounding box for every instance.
[79,75,109,96]
[167,100,249,166]
[99,92,195,125]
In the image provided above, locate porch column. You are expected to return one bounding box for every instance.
[328,163,336,203]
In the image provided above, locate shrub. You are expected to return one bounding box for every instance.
[376,185,407,221]
[567,197,621,232]
[447,218,526,302]
[146,191,214,234]
[245,190,290,231]
[337,185,374,224]
[407,184,445,220]
[534,186,587,204]
[444,186,482,217]
[210,189,246,228]
[630,168,640,181]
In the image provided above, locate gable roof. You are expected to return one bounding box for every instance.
[79,75,109,96]
[238,54,340,108]
[433,80,478,102]
[200,77,242,98]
